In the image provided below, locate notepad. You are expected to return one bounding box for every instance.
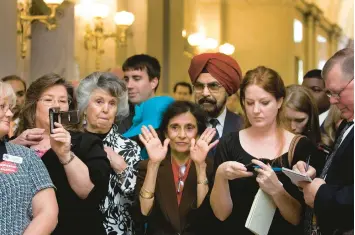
[245,188,276,235]
[282,167,312,185]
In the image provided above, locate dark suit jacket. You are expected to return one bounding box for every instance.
[314,124,354,235]
[133,156,217,235]
[222,110,243,137]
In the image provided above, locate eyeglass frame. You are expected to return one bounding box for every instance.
[325,77,354,99]
[38,97,72,106]
[193,81,223,93]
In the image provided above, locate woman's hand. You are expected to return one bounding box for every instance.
[50,123,71,162]
[139,125,169,164]
[253,159,283,196]
[104,146,127,173]
[190,127,219,165]
[217,161,253,180]
[11,128,45,146]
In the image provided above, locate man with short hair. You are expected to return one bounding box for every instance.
[302,69,330,126]
[188,53,243,141]
[117,54,161,133]
[295,48,354,235]
[1,75,26,137]
[173,82,192,101]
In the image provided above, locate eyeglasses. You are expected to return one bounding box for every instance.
[38,97,72,106]
[0,103,11,113]
[193,82,223,93]
[325,77,354,99]
[177,164,187,193]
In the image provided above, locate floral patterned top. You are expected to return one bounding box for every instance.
[93,124,141,235]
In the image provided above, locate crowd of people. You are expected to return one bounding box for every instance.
[0,48,353,235]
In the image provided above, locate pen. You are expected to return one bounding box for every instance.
[254,166,282,172]
[305,155,311,172]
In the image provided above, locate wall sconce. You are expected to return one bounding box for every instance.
[76,3,135,70]
[17,0,64,58]
[184,30,235,56]
[219,43,235,55]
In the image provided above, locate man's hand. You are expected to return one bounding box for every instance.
[293,160,317,179]
[298,178,326,208]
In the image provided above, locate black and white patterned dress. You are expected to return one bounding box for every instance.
[97,124,141,235]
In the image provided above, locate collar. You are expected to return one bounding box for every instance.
[319,109,330,126]
[208,106,227,128]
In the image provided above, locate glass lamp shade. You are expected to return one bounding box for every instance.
[187,32,205,47]
[43,0,64,5]
[114,11,135,26]
[75,3,109,19]
[199,38,218,50]
[219,43,235,55]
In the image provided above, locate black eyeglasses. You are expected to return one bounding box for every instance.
[193,82,223,93]
[325,77,354,99]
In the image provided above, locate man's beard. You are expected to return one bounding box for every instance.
[198,96,227,118]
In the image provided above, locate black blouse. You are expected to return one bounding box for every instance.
[212,132,325,235]
[41,131,110,235]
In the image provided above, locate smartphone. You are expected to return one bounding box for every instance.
[49,108,79,134]
[245,158,272,172]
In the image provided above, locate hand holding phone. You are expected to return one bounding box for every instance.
[49,108,80,134]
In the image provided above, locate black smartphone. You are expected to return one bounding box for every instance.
[49,108,80,134]
[245,158,272,172]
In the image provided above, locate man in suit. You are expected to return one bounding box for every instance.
[188,53,243,141]
[295,48,354,235]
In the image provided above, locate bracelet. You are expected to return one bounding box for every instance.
[60,152,75,165]
[197,178,209,185]
[140,187,154,199]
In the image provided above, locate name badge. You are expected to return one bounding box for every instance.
[3,154,23,164]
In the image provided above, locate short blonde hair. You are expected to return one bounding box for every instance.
[0,82,16,109]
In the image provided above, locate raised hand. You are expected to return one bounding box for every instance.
[190,127,219,165]
[139,125,169,164]
[50,122,71,162]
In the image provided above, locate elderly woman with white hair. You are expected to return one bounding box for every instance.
[76,72,141,235]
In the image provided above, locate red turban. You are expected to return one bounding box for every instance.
[188,53,242,95]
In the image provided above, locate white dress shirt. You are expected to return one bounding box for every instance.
[207,107,227,138]
[319,109,330,126]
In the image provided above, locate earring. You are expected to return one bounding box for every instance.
[83,113,87,126]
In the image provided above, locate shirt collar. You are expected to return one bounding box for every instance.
[208,106,227,128]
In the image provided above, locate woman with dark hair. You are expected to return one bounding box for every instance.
[76,72,141,235]
[284,85,321,145]
[12,73,111,235]
[133,101,218,235]
[210,66,324,235]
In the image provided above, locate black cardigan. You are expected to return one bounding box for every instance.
[41,131,110,235]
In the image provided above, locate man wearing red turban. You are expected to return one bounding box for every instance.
[188,53,243,142]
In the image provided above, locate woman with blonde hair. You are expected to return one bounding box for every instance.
[284,84,321,145]
[321,105,343,148]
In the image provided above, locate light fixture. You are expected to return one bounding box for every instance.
[219,43,235,55]
[17,0,64,58]
[199,38,218,50]
[77,3,135,70]
[114,11,135,46]
[187,32,205,47]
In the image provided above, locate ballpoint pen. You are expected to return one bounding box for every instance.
[305,155,311,172]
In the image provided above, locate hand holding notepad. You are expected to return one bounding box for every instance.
[282,167,312,185]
